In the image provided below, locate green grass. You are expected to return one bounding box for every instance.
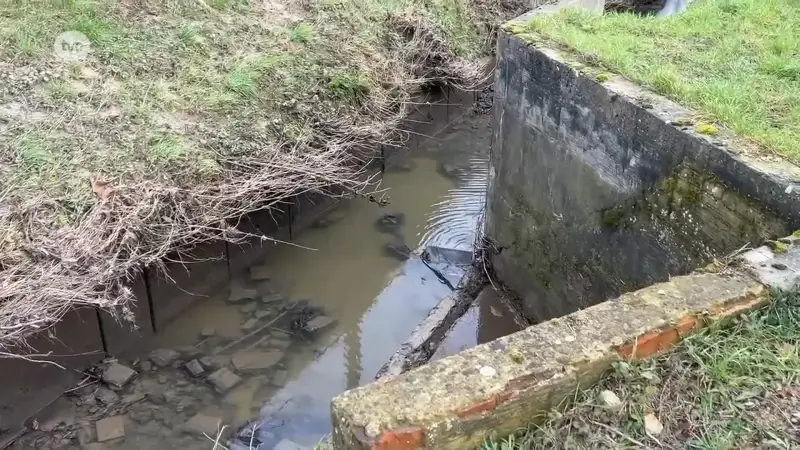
[509,0,800,163]
[482,289,800,449]
[0,0,487,218]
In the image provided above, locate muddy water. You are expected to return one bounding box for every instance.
[11,112,499,450]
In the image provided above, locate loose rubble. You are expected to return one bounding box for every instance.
[9,271,340,450]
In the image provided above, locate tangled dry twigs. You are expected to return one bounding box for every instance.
[0,10,486,356]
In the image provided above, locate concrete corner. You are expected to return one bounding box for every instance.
[331,271,768,450]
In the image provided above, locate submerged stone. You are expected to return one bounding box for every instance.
[95,416,125,442]
[207,368,242,393]
[228,285,259,304]
[148,348,179,367]
[375,212,405,233]
[185,359,205,377]
[304,315,336,333]
[249,265,271,281]
[273,438,310,450]
[384,241,412,261]
[102,363,136,388]
[184,413,222,436]
[231,350,284,372]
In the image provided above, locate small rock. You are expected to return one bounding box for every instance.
[184,413,221,437]
[139,360,153,372]
[232,350,284,372]
[95,416,125,442]
[271,370,289,387]
[177,346,203,360]
[598,390,622,410]
[268,338,292,350]
[772,263,788,270]
[384,242,412,261]
[102,363,137,388]
[157,375,168,384]
[228,285,259,304]
[273,438,310,450]
[121,392,145,404]
[438,162,459,178]
[239,303,257,314]
[200,326,216,338]
[76,423,94,445]
[95,388,119,406]
[375,212,405,233]
[303,316,336,333]
[255,310,271,319]
[149,348,180,367]
[261,293,285,304]
[249,265,271,281]
[185,359,205,377]
[241,318,259,332]
[644,413,663,435]
[207,368,242,393]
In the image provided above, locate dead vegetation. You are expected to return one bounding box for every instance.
[0,0,538,355]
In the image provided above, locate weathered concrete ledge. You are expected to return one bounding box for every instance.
[330,236,800,450]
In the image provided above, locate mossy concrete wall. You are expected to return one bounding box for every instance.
[486,21,800,323]
[330,236,800,450]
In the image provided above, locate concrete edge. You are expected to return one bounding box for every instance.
[330,236,800,450]
[500,9,800,228]
[375,288,475,382]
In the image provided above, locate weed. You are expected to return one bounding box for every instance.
[226,69,257,97]
[482,289,800,449]
[289,23,314,43]
[696,123,719,135]
[328,71,368,101]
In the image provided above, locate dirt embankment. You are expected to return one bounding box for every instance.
[0,0,529,355]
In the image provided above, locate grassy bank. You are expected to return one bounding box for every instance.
[482,289,800,449]
[508,0,800,163]
[0,0,525,349]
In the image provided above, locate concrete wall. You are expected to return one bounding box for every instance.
[486,25,800,323]
[330,235,800,450]
[0,84,480,437]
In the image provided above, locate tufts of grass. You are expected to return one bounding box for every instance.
[482,288,800,449]
[328,71,369,101]
[512,0,800,163]
[289,23,314,43]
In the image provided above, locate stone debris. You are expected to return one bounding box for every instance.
[273,438,311,450]
[139,360,153,371]
[241,318,259,332]
[200,326,217,338]
[249,265,271,281]
[255,310,271,319]
[184,413,221,436]
[102,363,137,388]
[261,293,285,304]
[271,369,288,387]
[95,387,120,406]
[232,350,284,372]
[384,241,411,261]
[185,359,205,377]
[96,415,126,442]
[375,212,405,233]
[121,393,145,405]
[76,422,95,445]
[239,302,258,314]
[177,346,203,359]
[229,285,259,304]
[207,368,242,393]
[303,316,336,333]
[268,337,292,350]
[148,348,180,367]
[644,413,664,435]
[598,390,622,410]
